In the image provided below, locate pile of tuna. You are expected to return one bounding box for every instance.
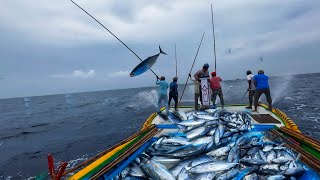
[116,109,306,180]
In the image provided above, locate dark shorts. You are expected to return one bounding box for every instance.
[254,89,272,106]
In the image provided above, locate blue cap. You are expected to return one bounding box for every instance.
[203,63,209,68]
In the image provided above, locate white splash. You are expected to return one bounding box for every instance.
[284,96,293,100]
[272,75,293,104]
[135,90,158,109]
[102,97,117,105]
[24,97,31,108]
[65,93,71,104]
[66,155,89,169]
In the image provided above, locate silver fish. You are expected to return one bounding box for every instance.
[214,128,220,145]
[192,136,214,146]
[227,145,240,162]
[267,175,286,180]
[259,150,267,162]
[267,150,276,163]
[161,136,190,146]
[194,114,219,121]
[240,158,267,165]
[130,46,166,77]
[177,119,206,126]
[216,169,239,180]
[177,167,190,180]
[170,156,214,177]
[207,127,216,136]
[207,145,232,157]
[176,110,188,120]
[284,167,306,176]
[194,172,216,180]
[263,145,274,152]
[186,126,207,140]
[128,166,146,177]
[188,162,238,173]
[151,156,180,168]
[272,157,290,164]
[141,159,175,180]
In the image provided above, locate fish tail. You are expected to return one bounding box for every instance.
[159,46,167,55]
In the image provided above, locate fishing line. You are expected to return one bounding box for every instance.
[69,0,158,77]
[178,32,205,105]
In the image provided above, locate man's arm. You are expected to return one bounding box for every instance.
[194,71,200,81]
[253,77,257,87]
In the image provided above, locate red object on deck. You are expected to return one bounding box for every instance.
[56,162,68,179]
[48,154,55,179]
[47,154,67,180]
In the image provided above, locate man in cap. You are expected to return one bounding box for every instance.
[210,71,224,108]
[168,77,178,111]
[193,63,210,109]
[156,76,169,115]
[246,70,255,109]
[253,70,272,111]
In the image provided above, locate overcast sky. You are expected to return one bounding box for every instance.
[1,0,320,99]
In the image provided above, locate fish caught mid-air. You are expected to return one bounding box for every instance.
[130,46,166,77]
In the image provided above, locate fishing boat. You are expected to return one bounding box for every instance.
[44,2,320,180]
[46,103,320,180]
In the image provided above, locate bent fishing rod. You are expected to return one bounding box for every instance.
[69,0,158,77]
[178,32,205,105]
[211,4,217,72]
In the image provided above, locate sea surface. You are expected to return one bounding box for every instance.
[0,73,319,179]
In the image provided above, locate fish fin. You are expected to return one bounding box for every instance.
[159,46,167,55]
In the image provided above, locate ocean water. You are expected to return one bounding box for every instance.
[0,73,319,179]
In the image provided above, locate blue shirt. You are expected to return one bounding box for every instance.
[253,74,269,90]
[169,82,178,94]
[156,80,169,96]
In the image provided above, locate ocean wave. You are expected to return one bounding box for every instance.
[0,130,45,140]
[120,90,159,112]
[30,123,49,128]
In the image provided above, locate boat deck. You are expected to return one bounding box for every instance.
[152,105,285,127]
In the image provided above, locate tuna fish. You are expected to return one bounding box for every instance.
[130,46,166,77]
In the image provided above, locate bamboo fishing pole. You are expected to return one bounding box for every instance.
[69,0,158,77]
[175,43,178,78]
[211,4,217,72]
[178,33,205,105]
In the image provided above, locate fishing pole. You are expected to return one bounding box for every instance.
[175,43,178,78]
[211,4,217,72]
[241,90,249,101]
[178,32,205,105]
[69,0,158,77]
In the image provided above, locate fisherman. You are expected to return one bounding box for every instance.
[168,77,178,111]
[156,76,170,115]
[189,74,201,110]
[246,70,256,109]
[210,72,224,109]
[193,63,210,109]
[253,70,272,111]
